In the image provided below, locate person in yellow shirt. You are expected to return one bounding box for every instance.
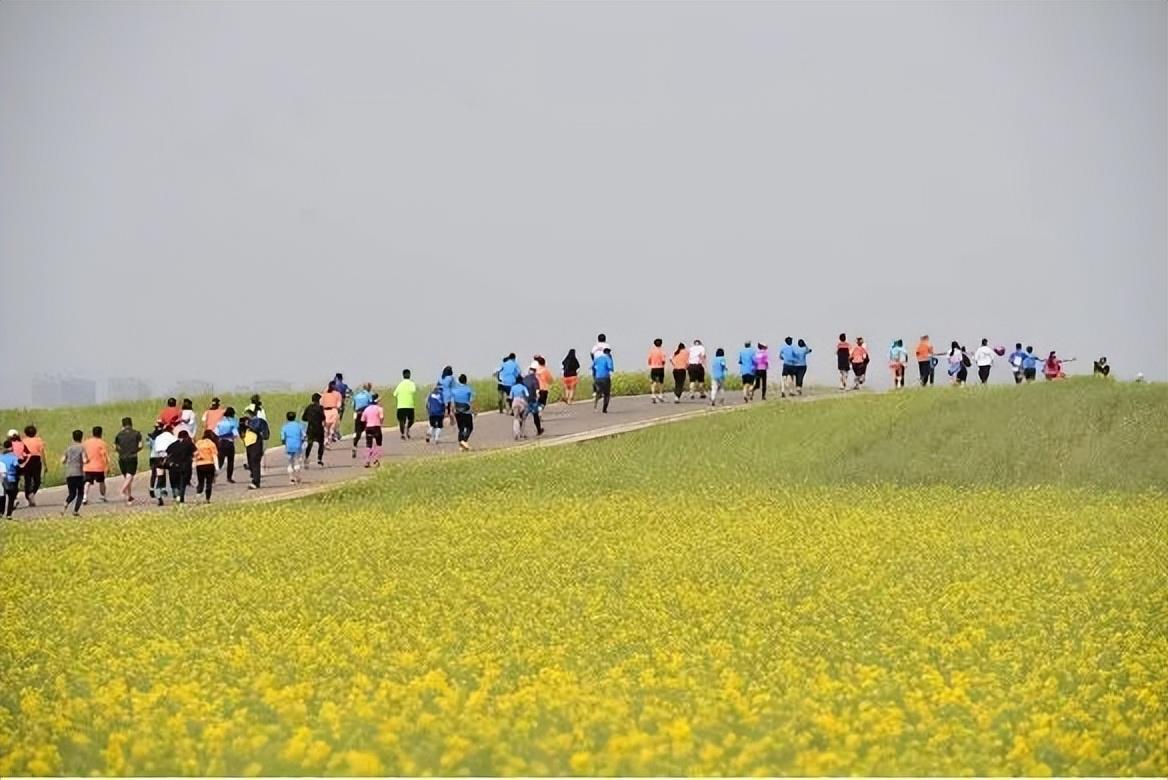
[194,431,218,502]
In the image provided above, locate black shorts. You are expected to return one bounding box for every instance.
[497,383,510,395]
[306,427,325,442]
[84,472,105,484]
[365,426,383,446]
[687,364,705,382]
[118,458,138,476]
[397,408,415,422]
[650,367,665,383]
[742,373,755,385]
[852,362,868,377]
[429,414,444,428]
[1023,367,1036,380]
[782,364,796,377]
[837,356,851,372]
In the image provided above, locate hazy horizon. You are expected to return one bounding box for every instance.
[2,0,1165,406]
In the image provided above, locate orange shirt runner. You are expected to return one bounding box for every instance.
[647,347,666,369]
[194,439,217,466]
[915,340,932,361]
[850,344,869,364]
[671,349,690,370]
[83,438,109,473]
[535,365,553,391]
[321,390,342,410]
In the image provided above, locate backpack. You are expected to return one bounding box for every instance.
[427,393,445,417]
[250,417,270,441]
[962,353,972,368]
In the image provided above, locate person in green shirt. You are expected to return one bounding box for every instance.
[393,369,417,440]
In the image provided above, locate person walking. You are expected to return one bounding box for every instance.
[710,348,729,406]
[522,366,544,435]
[360,393,385,467]
[561,349,580,405]
[591,335,612,408]
[394,369,418,440]
[792,339,812,394]
[332,373,350,439]
[452,375,475,451]
[302,394,326,467]
[214,408,240,481]
[243,395,267,474]
[593,347,614,413]
[194,431,218,502]
[687,339,707,399]
[974,338,996,384]
[1008,343,1028,384]
[738,341,757,402]
[0,439,19,518]
[647,339,667,403]
[19,425,45,507]
[165,430,196,504]
[670,342,689,403]
[946,341,964,385]
[82,426,110,505]
[535,356,554,409]
[61,429,87,517]
[157,397,181,429]
[321,381,342,447]
[915,336,935,387]
[113,417,142,504]
[495,354,521,413]
[241,414,267,489]
[836,334,852,391]
[201,397,226,437]
[780,337,798,397]
[280,411,304,484]
[889,339,909,389]
[1021,346,1040,382]
[178,399,197,438]
[754,342,771,400]
[509,379,530,439]
[350,383,373,459]
[849,338,870,389]
[426,385,446,444]
[438,367,456,427]
[149,424,177,504]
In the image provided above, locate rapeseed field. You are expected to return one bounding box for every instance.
[1,382,1165,775]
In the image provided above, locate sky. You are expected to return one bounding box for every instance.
[1,1,1164,405]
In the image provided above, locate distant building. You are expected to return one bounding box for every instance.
[172,380,214,397]
[29,376,63,408]
[60,378,97,406]
[108,377,152,402]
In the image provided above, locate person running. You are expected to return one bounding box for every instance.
[202,397,226,437]
[958,345,972,385]
[792,339,812,394]
[113,417,142,504]
[534,356,553,408]
[561,349,580,404]
[194,431,218,502]
[779,337,798,397]
[61,429,87,517]
[360,393,385,466]
[350,383,373,458]
[495,354,521,413]
[158,397,181,429]
[687,339,707,399]
[178,399,197,438]
[591,333,609,365]
[738,341,757,402]
[915,336,935,387]
[19,425,45,507]
[1044,351,1066,381]
[1021,346,1040,382]
[710,348,728,406]
[332,373,350,439]
[215,407,240,481]
[836,334,852,390]
[849,338,870,389]
[1008,343,1027,384]
[241,414,267,489]
[438,367,456,427]
[321,381,342,446]
[245,394,267,421]
[889,339,909,389]
[280,411,304,484]
[974,338,995,384]
[302,394,326,467]
[591,335,611,408]
[5,431,24,509]
[509,379,530,440]
[426,385,446,444]
[394,369,417,440]
[647,339,667,403]
[149,424,177,504]
[946,341,964,385]
[670,342,689,403]
[0,439,19,518]
[82,426,110,504]
[522,366,544,435]
[593,347,614,413]
[165,430,196,504]
[452,374,475,451]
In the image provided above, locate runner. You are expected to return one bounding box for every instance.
[1021,346,1040,382]
[360,393,385,467]
[302,394,326,467]
[593,347,614,413]
[792,339,812,395]
[19,425,45,507]
[509,378,530,440]
[194,431,218,502]
[780,337,798,397]
[522,365,544,435]
[670,342,689,403]
[178,399,197,438]
[245,394,267,421]
[889,339,908,389]
[849,338,870,390]
[647,339,667,403]
[974,338,995,384]
[0,439,19,518]
[321,381,342,446]
[426,385,446,444]
[158,398,181,429]
[710,348,728,406]
[1044,351,1067,381]
[535,356,553,408]
[496,354,520,413]
[439,367,456,426]
[240,413,267,489]
[738,341,757,402]
[201,397,226,437]
[687,339,707,399]
[561,349,580,405]
[452,374,475,451]
[280,411,304,483]
[166,431,196,504]
[1008,343,1027,384]
[350,383,373,459]
[915,335,935,387]
[214,408,240,482]
[61,430,87,517]
[591,333,609,364]
[82,426,110,505]
[394,369,417,440]
[113,417,142,504]
[6,430,24,510]
[149,424,177,505]
[332,373,350,440]
[946,341,964,385]
[591,334,611,408]
[836,334,851,390]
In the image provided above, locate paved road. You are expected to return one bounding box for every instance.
[7,386,832,521]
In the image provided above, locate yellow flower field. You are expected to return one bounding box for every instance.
[1,481,1165,775]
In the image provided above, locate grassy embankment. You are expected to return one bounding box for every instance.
[1,379,1164,775]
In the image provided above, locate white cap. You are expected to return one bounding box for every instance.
[529,361,540,370]
[6,429,17,437]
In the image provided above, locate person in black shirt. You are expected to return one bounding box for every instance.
[113,417,142,504]
[302,393,327,467]
[165,430,196,505]
[561,348,580,405]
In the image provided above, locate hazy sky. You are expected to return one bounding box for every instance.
[1,1,1164,405]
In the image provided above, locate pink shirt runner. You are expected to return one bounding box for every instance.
[361,405,384,427]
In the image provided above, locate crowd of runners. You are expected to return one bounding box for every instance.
[0,331,1106,519]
